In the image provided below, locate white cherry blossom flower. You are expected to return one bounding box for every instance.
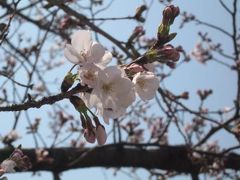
[90,66,135,123]
[132,71,159,101]
[64,30,112,66]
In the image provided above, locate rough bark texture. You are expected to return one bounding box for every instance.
[1,144,239,174]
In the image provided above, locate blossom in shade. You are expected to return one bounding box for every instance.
[0,160,16,173]
[0,148,32,174]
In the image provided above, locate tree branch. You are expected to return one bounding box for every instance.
[0,84,90,112]
[1,144,240,174]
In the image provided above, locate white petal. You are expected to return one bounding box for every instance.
[104,66,124,82]
[89,42,105,63]
[114,77,135,107]
[71,30,92,53]
[102,105,126,124]
[99,51,112,66]
[79,63,101,88]
[121,87,136,107]
[133,72,159,101]
[136,85,156,101]
[64,44,84,64]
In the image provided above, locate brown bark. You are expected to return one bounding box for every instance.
[1,144,239,174]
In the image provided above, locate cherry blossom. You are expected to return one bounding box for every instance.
[132,71,159,101]
[64,30,111,66]
[90,66,136,123]
[78,63,101,88]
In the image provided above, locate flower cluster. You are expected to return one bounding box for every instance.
[64,30,161,145]
[0,148,32,176]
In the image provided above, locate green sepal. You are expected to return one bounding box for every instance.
[61,72,77,92]
[69,96,88,113]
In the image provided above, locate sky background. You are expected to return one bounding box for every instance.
[0,0,238,179]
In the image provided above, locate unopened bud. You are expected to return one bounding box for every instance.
[146,45,180,64]
[84,115,96,143]
[161,44,180,62]
[126,63,145,73]
[181,91,189,99]
[84,128,96,143]
[162,6,172,25]
[169,5,180,24]
[96,124,107,145]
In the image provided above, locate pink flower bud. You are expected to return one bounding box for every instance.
[161,45,180,62]
[96,125,107,145]
[84,128,96,143]
[127,63,145,73]
[162,7,172,25]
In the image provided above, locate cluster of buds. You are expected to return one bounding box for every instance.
[185,117,205,135]
[0,148,32,175]
[197,89,213,101]
[145,44,180,68]
[82,114,107,145]
[157,5,179,44]
[162,5,180,25]
[69,96,107,145]
[180,12,195,29]
[192,43,212,64]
